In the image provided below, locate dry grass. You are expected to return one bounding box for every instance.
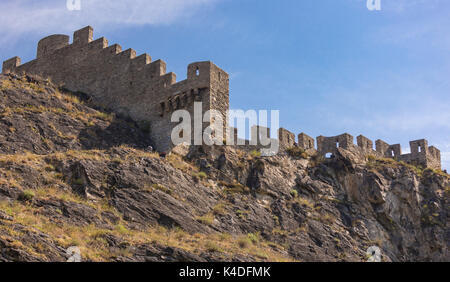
[286,147,308,159]
[220,181,251,194]
[293,197,315,209]
[195,213,215,225]
[0,197,293,261]
[167,153,198,173]
[366,156,449,179]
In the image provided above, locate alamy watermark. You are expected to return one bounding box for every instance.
[67,0,81,11]
[367,0,381,11]
[170,102,280,156]
[66,246,81,262]
[366,246,382,262]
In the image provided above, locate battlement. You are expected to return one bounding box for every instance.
[37,35,70,59]
[228,125,441,170]
[315,134,441,170]
[2,26,230,152]
[1,26,442,170]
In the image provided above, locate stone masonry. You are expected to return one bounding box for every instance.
[1,27,442,170]
[2,26,229,152]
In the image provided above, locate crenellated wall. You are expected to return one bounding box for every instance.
[2,26,229,152]
[227,125,441,170]
[315,134,441,170]
[1,26,442,170]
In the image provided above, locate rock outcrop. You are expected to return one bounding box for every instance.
[0,74,448,262]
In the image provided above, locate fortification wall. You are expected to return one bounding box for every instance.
[2,26,229,152]
[298,133,315,152]
[1,26,442,169]
[229,125,441,170]
[315,134,441,170]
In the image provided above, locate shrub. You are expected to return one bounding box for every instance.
[20,190,35,202]
[237,236,251,249]
[115,224,128,235]
[192,171,207,181]
[290,189,298,198]
[73,178,84,185]
[294,197,314,209]
[250,150,261,158]
[196,213,214,225]
[151,184,171,195]
[221,182,250,194]
[111,158,122,165]
[212,203,226,215]
[309,154,325,167]
[247,232,260,245]
[286,147,308,159]
[94,112,114,122]
[236,209,249,219]
[205,241,222,253]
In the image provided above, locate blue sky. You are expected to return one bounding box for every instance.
[0,0,449,170]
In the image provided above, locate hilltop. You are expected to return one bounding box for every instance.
[0,73,448,261]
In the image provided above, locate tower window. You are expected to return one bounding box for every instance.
[160,102,165,116]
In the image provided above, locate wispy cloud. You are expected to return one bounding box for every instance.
[381,0,444,12]
[0,0,219,45]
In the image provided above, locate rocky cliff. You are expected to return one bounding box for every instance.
[0,73,448,262]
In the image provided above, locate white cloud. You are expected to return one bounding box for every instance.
[379,0,443,12]
[0,0,219,45]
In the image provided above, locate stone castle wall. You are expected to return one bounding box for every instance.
[314,133,441,170]
[230,126,442,170]
[2,26,229,152]
[1,26,442,170]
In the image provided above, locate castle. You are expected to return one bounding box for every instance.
[1,26,442,170]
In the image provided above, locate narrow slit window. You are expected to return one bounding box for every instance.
[160,102,165,116]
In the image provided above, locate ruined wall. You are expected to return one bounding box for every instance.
[278,128,296,151]
[2,26,229,152]
[313,134,441,170]
[317,133,355,156]
[357,135,374,153]
[1,26,442,169]
[223,123,441,170]
[298,133,315,151]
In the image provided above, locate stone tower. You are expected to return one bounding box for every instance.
[2,26,230,152]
